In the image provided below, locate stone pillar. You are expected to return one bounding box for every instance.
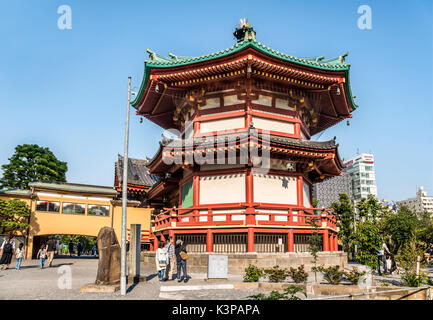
[247,228,254,252]
[322,230,329,251]
[287,229,294,252]
[206,229,213,252]
[129,224,141,283]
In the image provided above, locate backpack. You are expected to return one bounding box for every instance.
[3,241,12,254]
[180,250,188,261]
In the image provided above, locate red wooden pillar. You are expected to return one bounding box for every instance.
[193,175,200,222]
[206,229,213,252]
[329,233,334,251]
[295,122,301,138]
[322,229,329,251]
[334,233,338,251]
[160,233,166,243]
[287,229,294,252]
[247,228,255,252]
[246,168,254,204]
[153,235,159,251]
[297,175,304,207]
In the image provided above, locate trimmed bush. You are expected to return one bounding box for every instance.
[288,265,309,283]
[243,264,264,282]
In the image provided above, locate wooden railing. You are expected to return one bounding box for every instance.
[152,205,337,231]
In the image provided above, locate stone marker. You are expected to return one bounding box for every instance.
[81,227,120,293]
[128,224,145,284]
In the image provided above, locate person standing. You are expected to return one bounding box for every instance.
[377,240,391,276]
[76,241,82,257]
[37,244,47,269]
[15,243,24,270]
[46,236,57,267]
[68,241,74,256]
[0,234,15,270]
[92,244,97,256]
[155,242,168,281]
[163,237,175,281]
[175,239,188,283]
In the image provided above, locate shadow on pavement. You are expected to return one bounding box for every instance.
[146,273,157,281]
[126,282,138,294]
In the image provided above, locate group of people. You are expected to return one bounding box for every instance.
[155,236,189,283]
[0,235,24,270]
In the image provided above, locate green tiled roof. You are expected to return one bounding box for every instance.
[0,189,32,197]
[131,38,356,110]
[28,182,118,196]
[144,39,350,70]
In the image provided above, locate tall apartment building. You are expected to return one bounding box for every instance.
[396,186,433,215]
[343,153,378,202]
[312,171,352,209]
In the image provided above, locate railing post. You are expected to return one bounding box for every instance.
[287,229,294,252]
[247,227,255,252]
[323,229,329,251]
[206,229,213,252]
[245,206,256,225]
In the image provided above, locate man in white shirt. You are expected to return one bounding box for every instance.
[377,241,391,276]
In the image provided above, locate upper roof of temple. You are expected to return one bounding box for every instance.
[131,22,358,135]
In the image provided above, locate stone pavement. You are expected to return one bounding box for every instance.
[1,257,431,300]
[0,257,264,300]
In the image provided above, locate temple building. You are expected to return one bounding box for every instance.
[129,21,358,254]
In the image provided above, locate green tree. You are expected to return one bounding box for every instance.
[306,214,323,283]
[56,235,96,253]
[0,198,31,234]
[352,220,382,269]
[0,144,67,189]
[356,195,382,221]
[382,206,418,254]
[331,193,354,253]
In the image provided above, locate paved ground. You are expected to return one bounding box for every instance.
[0,257,263,300]
[0,257,431,300]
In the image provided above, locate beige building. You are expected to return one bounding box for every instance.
[396,186,433,216]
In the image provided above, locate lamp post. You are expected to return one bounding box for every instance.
[121,76,131,295]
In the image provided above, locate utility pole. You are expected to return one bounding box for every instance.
[121,76,131,296]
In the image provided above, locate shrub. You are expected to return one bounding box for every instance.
[247,286,306,300]
[313,265,345,285]
[263,265,287,283]
[243,265,264,282]
[288,265,309,283]
[402,272,424,287]
[344,267,367,285]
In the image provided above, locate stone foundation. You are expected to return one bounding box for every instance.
[141,251,347,274]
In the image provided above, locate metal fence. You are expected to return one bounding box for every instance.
[176,234,206,253]
[213,233,247,253]
[254,233,287,253]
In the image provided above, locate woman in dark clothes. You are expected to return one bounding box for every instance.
[175,239,188,283]
[0,234,15,270]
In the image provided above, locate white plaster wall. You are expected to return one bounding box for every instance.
[201,97,220,110]
[255,209,288,222]
[303,180,311,207]
[256,95,272,107]
[200,117,244,133]
[275,98,294,110]
[252,116,295,134]
[253,174,297,205]
[224,95,242,106]
[200,174,246,204]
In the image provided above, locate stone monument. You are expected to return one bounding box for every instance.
[80,226,121,293]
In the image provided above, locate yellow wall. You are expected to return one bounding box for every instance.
[0,192,152,259]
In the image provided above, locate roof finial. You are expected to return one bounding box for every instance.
[233,18,256,42]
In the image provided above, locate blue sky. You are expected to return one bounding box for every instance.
[0,0,432,202]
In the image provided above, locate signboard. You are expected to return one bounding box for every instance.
[207,255,228,279]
